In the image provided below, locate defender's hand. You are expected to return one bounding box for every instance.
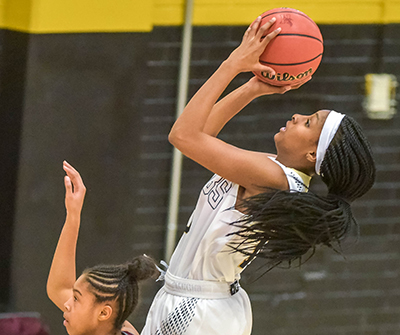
[63,161,86,215]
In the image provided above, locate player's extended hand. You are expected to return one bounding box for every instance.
[63,161,86,215]
[246,75,312,96]
[227,16,280,74]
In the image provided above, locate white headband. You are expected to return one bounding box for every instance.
[315,110,345,175]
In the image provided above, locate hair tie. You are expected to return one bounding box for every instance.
[334,195,351,207]
[315,110,345,175]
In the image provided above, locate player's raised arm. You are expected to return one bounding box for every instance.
[46,161,86,310]
[168,17,289,191]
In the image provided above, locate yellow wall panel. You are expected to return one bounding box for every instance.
[192,1,386,25]
[0,0,399,33]
[286,3,383,24]
[1,0,153,33]
[153,4,185,25]
[153,0,400,25]
[153,0,184,25]
[384,0,400,23]
[0,0,6,27]
[192,5,265,26]
[31,0,153,33]
[2,0,33,31]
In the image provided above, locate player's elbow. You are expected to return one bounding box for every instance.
[46,281,55,301]
[169,126,189,150]
[169,123,204,155]
[46,279,61,304]
[168,130,179,147]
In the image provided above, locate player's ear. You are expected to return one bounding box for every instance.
[306,151,316,163]
[98,304,113,322]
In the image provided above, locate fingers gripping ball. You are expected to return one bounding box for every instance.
[253,8,324,86]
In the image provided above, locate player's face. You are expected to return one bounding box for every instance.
[63,275,104,335]
[274,110,330,165]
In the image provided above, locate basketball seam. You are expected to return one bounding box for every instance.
[269,33,323,44]
[260,53,323,66]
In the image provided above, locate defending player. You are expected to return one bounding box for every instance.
[47,161,158,335]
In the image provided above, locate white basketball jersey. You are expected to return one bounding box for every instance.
[168,157,310,283]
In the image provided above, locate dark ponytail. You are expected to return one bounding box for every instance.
[83,255,158,330]
[229,115,376,270]
[128,255,159,282]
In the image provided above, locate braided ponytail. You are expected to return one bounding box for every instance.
[229,115,376,270]
[83,255,158,330]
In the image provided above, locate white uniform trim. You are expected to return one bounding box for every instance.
[164,270,237,299]
[269,157,311,192]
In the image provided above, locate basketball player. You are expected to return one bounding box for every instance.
[141,16,375,335]
[47,161,158,335]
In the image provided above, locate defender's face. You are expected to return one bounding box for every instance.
[63,275,100,335]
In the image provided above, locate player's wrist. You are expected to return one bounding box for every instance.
[66,210,81,222]
[241,81,263,99]
[220,58,243,75]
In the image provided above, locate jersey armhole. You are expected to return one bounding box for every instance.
[267,157,309,192]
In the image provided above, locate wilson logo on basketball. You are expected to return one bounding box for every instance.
[261,68,312,82]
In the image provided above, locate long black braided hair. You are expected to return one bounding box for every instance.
[82,255,158,330]
[228,115,376,270]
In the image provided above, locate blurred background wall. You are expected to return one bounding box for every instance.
[0,0,399,334]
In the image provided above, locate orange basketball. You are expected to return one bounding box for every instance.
[253,8,323,86]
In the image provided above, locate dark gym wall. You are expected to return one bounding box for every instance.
[8,32,159,333]
[0,30,29,311]
[5,23,400,335]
